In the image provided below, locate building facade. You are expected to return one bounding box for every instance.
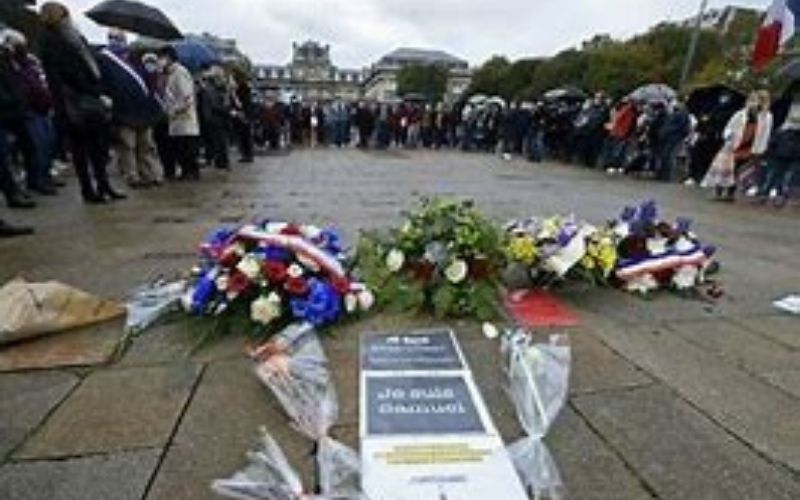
[254,41,364,102]
[362,48,472,103]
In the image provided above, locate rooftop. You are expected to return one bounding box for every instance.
[378,47,468,68]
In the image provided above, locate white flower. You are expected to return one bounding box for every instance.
[672,265,699,290]
[386,249,405,273]
[625,273,659,294]
[613,222,630,239]
[302,225,322,240]
[287,264,304,278]
[215,274,230,292]
[236,255,262,280]
[357,289,376,311]
[646,237,669,256]
[445,259,469,284]
[264,222,288,234]
[180,288,194,311]
[344,294,358,313]
[251,293,283,325]
[673,236,696,254]
[482,322,500,339]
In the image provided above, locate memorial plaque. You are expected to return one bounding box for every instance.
[361,329,464,372]
[366,376,485,435]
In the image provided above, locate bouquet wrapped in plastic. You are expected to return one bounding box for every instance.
[213,322,361,499]
[501,329,571,499]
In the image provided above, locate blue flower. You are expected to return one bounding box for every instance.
[290,278,342,327]
[639,200,658,223]
[620,206,637,222]
[191,272,218,315]
[676,217,692,234]
[320,228,343,255]
[206,227,235,247]
[259,245,292,263]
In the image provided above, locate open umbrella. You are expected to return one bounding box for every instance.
[543,86,586,102]
[173,39,221,72]
[628,83,676,104]
[486,96,507,108]
[687,84,745,117]
[87,0,181,41]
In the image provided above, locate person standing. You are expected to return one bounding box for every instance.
[39,2,123,204]
[652,99,691,182]
[756,97,800,205]
[3,30,60,196]
[0,48,36,210]
[703,91,773,201]
[98,44,165,189]
[232,71,254,163]
[158,46,200,181]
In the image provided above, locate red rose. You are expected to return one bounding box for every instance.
[218,247,241,268]
[409,261,436,282]
[263,261,288,283]
[285,276,310,296]
[331,276,351,295]
[280,224,303,236]
[228,271,251,295]
[468,258,494,280]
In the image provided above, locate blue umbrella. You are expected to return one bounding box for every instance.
[172,39,221,72]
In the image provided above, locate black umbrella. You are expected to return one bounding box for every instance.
[777,58,800,80]
[87,0,182,41]
[686,84,745,117]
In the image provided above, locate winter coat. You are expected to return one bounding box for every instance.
[97,48,164,129]
[163,62,199,137]
[723,109,773,156]
[39,25,104,123]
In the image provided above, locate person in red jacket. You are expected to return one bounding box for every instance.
[603,98,638,174]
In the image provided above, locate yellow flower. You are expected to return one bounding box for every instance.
[507,236,538,265]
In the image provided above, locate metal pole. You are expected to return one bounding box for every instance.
[680,0,710,91]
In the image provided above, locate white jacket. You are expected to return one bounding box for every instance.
[723,109,773,155]
[164,63,199,137]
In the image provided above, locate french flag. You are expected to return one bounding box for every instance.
[752,0,800,71]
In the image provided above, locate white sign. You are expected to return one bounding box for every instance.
[360,329,527,500]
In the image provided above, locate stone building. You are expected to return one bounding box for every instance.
[254,41,364,102]
[362,47,472,103]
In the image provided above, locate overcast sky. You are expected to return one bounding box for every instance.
[64,0,766,68]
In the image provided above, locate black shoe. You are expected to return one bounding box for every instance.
[83,193,107,205]
[239,157,254,164]
[51,179,67,188]
[101,188,127,201]
[8,196,37,209]
[0,220,34,238]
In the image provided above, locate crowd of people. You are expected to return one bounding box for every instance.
[0,2,257,237]
[1,1,798,239]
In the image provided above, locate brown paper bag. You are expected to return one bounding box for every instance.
[0,279,125,345]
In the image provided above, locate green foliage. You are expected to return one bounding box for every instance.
[397,64,448,102]
[469,14,792,101]
[356,198,504,321]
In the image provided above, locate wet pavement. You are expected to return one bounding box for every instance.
[1,148,799,499]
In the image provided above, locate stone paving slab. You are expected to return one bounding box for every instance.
[573,385,800,499]
[17,363,200,459]
[575,310,800,472]
[730,315,800,350]
[0,448,159,500]
[548,406,654,500]
[762,370,800,399]
[0,371,78,459]
[567,329,654,395]
[665,319,800,374]
[0,319,126,372]
[147,358,314,500]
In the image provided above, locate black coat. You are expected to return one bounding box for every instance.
[96,49,164,128]
[39,26,103,117]
[0,58,26,127]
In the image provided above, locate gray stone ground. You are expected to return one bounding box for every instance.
[1,148,799,499]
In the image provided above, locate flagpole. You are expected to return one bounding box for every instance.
[680,0,710,92]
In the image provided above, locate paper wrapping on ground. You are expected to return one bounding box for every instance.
[214,322,362,499]
[0,279,125,345]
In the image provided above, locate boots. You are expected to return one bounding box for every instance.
[0,219,34,238]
